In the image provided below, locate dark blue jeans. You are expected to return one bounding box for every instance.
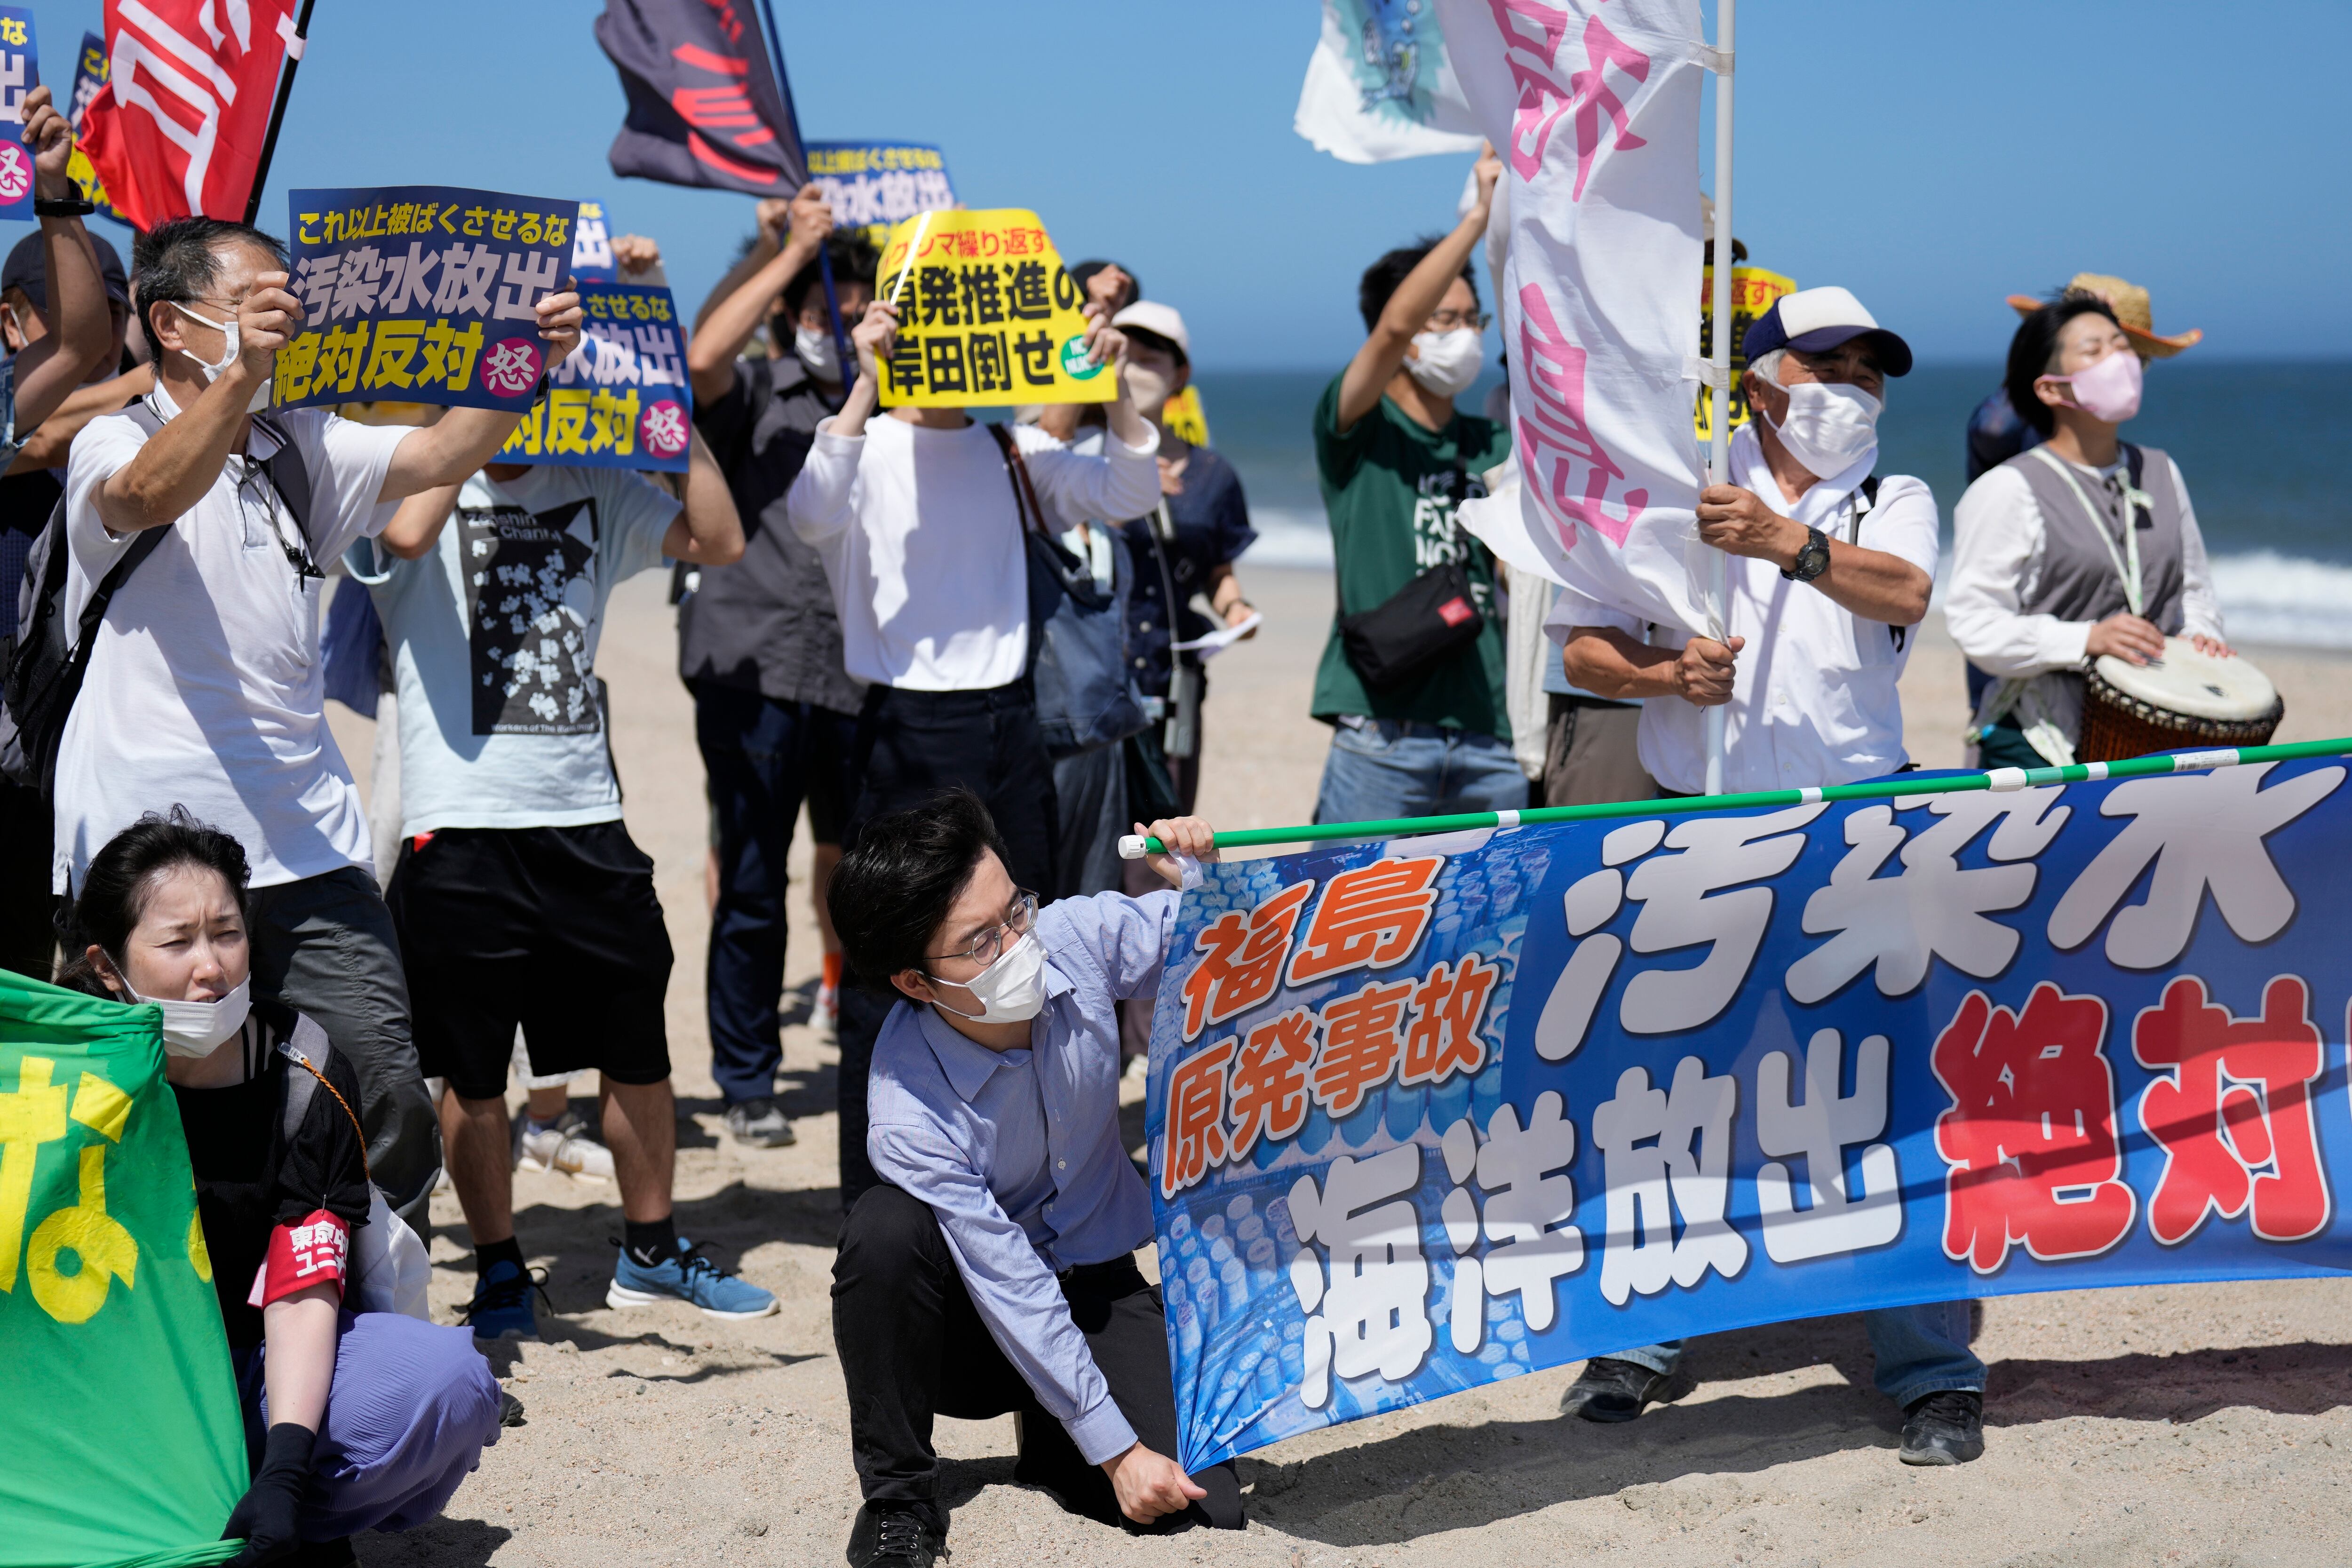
[694,682,860,1107]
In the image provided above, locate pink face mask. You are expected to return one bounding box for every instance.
[2042,347,2143,423]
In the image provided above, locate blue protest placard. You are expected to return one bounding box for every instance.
[805,141,954,251]
[0,8,41,223]
[571,198,615,282]
[1147,757,2352,1472]
[276,186,581,414]
[498,281,690,472]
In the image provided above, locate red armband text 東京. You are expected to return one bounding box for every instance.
[249,1209,350,1308]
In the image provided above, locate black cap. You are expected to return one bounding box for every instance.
[2,231,131,312]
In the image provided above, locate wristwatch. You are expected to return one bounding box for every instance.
[32,195,95,218]
[1782,525,1830,584]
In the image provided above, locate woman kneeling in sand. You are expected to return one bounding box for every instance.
[61,809,502,1567]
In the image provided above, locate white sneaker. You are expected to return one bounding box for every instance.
[515,1110,615,1182]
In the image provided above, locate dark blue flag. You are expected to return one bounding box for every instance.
[594,0,806,196]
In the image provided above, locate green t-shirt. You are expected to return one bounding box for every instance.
[1310,375,1514,735]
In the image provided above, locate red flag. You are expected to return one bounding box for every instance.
[78,0,295,231]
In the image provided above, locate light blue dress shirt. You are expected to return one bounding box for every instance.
[866,887,1175,1466]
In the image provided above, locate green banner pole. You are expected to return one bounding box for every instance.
[1116,736,2352,859]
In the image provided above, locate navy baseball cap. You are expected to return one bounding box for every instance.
[1742,285,1913,377]
[2,230,131,310]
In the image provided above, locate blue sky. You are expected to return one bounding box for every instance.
[23,0,2348,372]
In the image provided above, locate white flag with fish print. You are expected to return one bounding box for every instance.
[1295,0,1486,164]
[1438,0,1716,637]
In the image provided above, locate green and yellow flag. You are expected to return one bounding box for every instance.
[0,970,245,1568]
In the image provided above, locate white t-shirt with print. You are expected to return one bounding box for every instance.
[56,391,410,892]
[352,464,679,837]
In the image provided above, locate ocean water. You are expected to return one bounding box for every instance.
[1199,362,2352,650]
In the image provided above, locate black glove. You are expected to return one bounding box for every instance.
[222,1422,316,1566]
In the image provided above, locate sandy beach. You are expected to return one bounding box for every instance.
[326,565,2352,1568]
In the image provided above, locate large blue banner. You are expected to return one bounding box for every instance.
[497,281,690,472]
[0,8,40,224]
[1146,758,2352,1472]
[804,141,955,253]
[278,186,581,415]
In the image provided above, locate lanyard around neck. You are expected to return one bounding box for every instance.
[2033,446,2140,618]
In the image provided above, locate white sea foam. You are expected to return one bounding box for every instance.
[2203,551,2352,651]
[1240,507,1336,569]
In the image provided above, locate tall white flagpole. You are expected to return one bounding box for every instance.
[1702,0,1736,796]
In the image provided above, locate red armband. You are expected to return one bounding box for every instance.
[251,1209,350,1308]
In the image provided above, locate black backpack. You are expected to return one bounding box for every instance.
[0,403,315,800]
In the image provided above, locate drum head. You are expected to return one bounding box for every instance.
[2093,637,2277,722]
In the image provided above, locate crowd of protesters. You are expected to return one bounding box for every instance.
[0,90,2226,1564]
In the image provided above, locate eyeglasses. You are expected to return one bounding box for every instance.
[1426,309,1489,333]
[928,891,1039,968]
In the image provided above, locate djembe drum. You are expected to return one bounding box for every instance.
[2079,637,2283,764]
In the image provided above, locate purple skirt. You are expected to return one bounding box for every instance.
[245,1310,504,1538]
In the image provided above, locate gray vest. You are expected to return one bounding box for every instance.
[2007,442,2187,635]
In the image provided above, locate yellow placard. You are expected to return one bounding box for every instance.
[1161,383,1210,446]
[875,208,1110,408]
[1694,264,1796,441]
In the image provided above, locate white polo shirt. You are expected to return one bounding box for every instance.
[1546,423,1940,796]
[786,414,1159,691]
[55,389,411,891]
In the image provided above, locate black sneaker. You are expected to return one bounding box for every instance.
[458,1258,550,1342]
[846,1502,946,1568]
[1560,1355,1680,1423]
[1899,1390,1986,1465]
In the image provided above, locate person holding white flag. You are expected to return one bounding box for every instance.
[1551,287,1984,1466]
[1550,288,1937,797]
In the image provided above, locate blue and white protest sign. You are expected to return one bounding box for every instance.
[571,198,615,282]
[1147,759,2352,1472]
[498,281,690,473]
[805,141,954,252]
[0,8,40,223]
[276,186,581,414]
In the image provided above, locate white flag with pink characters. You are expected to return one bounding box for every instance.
[1438,0,1717,637]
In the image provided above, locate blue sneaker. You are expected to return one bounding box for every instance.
[606,1236,778,1319]
[461,1258,547,1342]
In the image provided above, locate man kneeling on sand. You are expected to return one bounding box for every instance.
[826,790,1243,1566]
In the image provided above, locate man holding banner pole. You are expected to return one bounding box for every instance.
[1550,286,1986,1464]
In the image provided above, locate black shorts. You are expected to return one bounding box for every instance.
[388,822,675,1101]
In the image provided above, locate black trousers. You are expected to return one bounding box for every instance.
[832,1185,1242,1534]
[836,679,1057,1206]
[0,778,58,983]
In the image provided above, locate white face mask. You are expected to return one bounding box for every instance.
[928,931,1049,1024]
[118,968,252,1059]
[794,321,840,382]
[1404,327,1483,400]
[1123,360,1174,421]
[172,301,270,413]
[1764,378,1882,478]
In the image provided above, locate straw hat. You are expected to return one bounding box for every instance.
[2005,273,2202,358]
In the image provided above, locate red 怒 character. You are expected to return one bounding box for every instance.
[1931,983,2136,1274]
[1287,857,1444,986]
[1228,1008,1317,1162]
[1311,979,1416,1118]
[1400,953,1501,1088]
[1176,881,1314,1041]
[2135,975,2329,1245]
[1160,1038,1235,1199]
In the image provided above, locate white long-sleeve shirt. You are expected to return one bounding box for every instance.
[786,414,1160,690]
[1944,451,2224,679]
